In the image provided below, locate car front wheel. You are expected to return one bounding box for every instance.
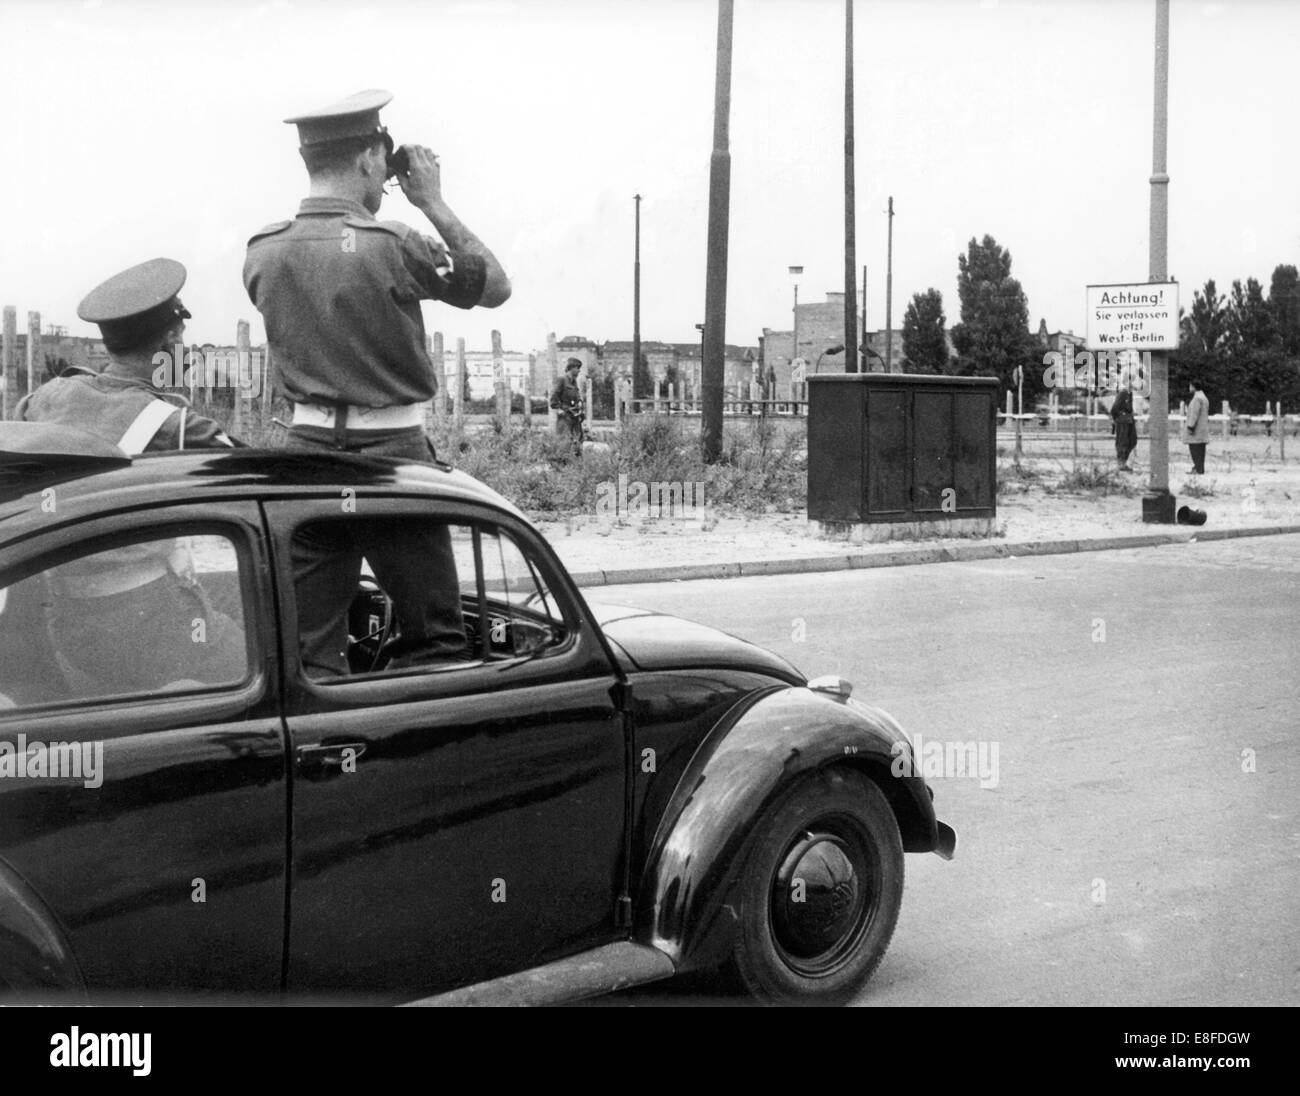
[728,767,904,1005]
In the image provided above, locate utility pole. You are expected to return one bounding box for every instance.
[1143,0,1173,521]
[884,196,895,372]
[633,193,641,411]
[701,0,734,463]
[843,0,858,372]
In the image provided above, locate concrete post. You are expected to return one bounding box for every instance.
[492,330,508,430]
[26,311,41,401]
[524,352,535,426]
[584,376,593,429]
[431,333,446,422]
[260,345,274,430]
[234,320,250,439]
[546,333,558,429]
[454,338,466,428]
[2,306,15,419]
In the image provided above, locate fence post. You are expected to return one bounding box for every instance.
[546,333,558,430]
[260,345,274,430]
[431,333,446,423]
[524,352,535,426]
[584,376,593,429]
[26,311,41,403]
[1280,402,1286,463]
[1221,399,1229,440]
[233,320,249,439]
[1,306,15,419]
[454,338,466,428]
[491,330,508,430]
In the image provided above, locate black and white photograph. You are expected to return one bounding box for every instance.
[0,0,1295,1068]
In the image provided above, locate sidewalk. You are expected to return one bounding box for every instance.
[537,462,1300,586]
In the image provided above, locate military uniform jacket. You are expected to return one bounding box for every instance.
[22,371,233,453]
[242,196,487,409]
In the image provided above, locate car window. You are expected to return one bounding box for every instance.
[0,532,250,710]
[293,516,568,681]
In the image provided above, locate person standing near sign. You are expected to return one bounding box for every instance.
[1111,385,1138,471]
[1183,378,1210,474]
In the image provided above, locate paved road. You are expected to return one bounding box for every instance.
[590,534,1300,1006]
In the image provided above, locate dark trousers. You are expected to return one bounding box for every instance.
[284,426,465,677]
[1188,442,1207,474]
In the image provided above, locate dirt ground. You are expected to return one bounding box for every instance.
[537,433,1300,574]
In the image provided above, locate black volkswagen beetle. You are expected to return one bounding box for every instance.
[0,423,954,1005]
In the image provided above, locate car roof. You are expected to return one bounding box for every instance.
[0,445,527,546]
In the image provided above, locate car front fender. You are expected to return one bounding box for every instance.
[0,858,85,995]
[633,686,948,972]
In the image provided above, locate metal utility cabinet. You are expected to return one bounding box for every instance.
[807,373,999,524]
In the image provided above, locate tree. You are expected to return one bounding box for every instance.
[901,288,949,374]
[949,235,1040,399]
[1179,279,1228,353]
[1268,264,1300,355]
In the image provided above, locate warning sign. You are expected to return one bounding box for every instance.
[1085,282,1179,350]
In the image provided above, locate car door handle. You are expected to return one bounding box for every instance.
[296,742,368,774]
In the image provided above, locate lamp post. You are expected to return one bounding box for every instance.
[815,345,845,374]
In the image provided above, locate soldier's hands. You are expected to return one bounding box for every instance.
[398,145,443,208]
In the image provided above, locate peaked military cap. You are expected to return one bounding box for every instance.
[285,89,394,148]
[78,257,191,353]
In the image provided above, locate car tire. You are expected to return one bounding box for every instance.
[727,767,903,1005]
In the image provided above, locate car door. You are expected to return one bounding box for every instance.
[0,502,287,996]
[264,496,627,999]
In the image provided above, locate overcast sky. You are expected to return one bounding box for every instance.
[2,0,1297,357]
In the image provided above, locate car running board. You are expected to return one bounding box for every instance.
[402,943,676,1007]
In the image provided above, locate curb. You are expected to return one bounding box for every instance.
[569,523,1300,588]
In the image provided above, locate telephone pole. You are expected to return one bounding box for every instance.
[701,0,734,462]
[843,0,858,372]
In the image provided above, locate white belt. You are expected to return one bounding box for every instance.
[292,402,424,430]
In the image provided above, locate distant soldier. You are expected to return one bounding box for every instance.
[21,258,235,453]
[551,357,585,456]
